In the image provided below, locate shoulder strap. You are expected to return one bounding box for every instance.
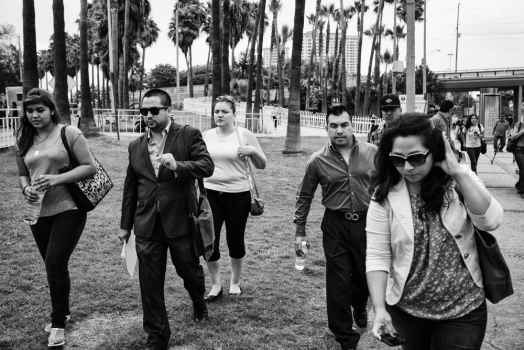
[60,126,78,166]
[234,127,260,196]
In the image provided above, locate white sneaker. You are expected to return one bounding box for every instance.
[44,315,71,333]
[48,328,65,348]
[229,284,242,295]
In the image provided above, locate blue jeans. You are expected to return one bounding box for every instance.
[387,301,487,350]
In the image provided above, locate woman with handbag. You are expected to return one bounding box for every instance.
[463,114,485,173]
[366,114,504,350]
[202,95,267,300]
[15,88,96,348]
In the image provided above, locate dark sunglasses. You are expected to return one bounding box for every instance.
[139,107,167,116]
[389,151,430,167]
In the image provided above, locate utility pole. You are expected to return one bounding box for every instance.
[406,0,415,112]
[422,0,427,98]
[455,1,460,72]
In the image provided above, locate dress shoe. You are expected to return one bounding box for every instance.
[352,306,368,328]
[193,303,209,323]
[204,288,223,302]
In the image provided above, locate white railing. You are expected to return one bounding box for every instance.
[0,109,21,149]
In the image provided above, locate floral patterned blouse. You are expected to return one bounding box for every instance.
[396,192,485,320]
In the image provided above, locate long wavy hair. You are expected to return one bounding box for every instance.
[464,114,483,131]
[16,88,60,156]
[372,113,452,214]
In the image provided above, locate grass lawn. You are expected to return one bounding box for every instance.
[1,134,523,350]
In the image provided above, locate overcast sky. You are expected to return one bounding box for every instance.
[2,0,524,74]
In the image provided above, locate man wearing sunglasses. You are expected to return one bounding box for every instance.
[294,104,377,350]
[120,88,214,350]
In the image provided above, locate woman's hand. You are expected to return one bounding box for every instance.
[371,307,397,340]
[23,185,40,203]
[237,145,257,159]
[436,136,467,177]
[32,174,62,192]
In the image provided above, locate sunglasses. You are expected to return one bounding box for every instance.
[389,151,430,167]
[139,107,167,116]
[216,95,235,103]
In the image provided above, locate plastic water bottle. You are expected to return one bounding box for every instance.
[295,241,309,271]
[23,187,45,225]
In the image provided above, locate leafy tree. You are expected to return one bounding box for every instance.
[137,18,159,102]
[0,44,21,92]
[146,64,178,88]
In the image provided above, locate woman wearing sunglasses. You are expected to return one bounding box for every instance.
[366,114,503,350]
[202,95,267,301]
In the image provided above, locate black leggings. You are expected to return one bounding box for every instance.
[466,147,481,173]
[206,189,251,261]
[30,209,86,328]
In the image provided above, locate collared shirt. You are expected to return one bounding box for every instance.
[147,120,171,177]
[294,137,377,236]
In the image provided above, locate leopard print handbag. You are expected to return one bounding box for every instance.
[60,126,113,211]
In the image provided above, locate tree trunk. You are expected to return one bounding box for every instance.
[79,0,95,133]
[97,64,100,108]
[23,0,38,94]
[284,0,305,154]
[221,0,230,94]
[364,0,383,116]
[278,48,285,107]
[267,9,278,108]
[245,7,260,119]
[204,47,211,97]
[339,0,347,107]
[189,46,194,97]
[121,0,131,108]
[355,0,365,116]
[332,26,339,82]
[374,3,385,116]
[139,46,145,103]
[253,0,266,132]
[211,0,222,126]
[52,0,70,123]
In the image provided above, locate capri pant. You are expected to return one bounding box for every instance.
[206,189,251,261]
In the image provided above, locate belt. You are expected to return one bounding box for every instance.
[331,210,367,222]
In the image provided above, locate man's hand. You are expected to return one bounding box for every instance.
[295,236,307,253]
[158,153,177,171]
[119,229,131,244]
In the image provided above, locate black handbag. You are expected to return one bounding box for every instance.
[60,126,113,211]
[474,227,513,303]
[480,139,487,154]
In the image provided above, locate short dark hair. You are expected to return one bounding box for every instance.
[372,113,451,214]
[142,88,171,107]
[439,100,454,113]
[326,103,349,124]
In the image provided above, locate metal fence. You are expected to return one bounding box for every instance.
[0,109,21,149]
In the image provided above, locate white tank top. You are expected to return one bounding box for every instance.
[203,127,250,193]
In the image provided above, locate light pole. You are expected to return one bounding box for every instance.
[406,0,416,112]
[448,53,454,71]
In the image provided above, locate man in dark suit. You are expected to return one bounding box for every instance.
[119,88,214,350]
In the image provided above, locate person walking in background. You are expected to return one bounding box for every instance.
[202,95,266,301]
[508,118,524,197]
[464,114,485,173]
[15,88,96,348]
[120,88,214,350]
[492,115,510,152]
[371,94,403,146]
[430,100,455,143]
[294,104,377,350]
[366,114,503,350]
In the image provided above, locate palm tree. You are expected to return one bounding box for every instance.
[221,0,231,94]
[354,0,367,116]
[79,0,95,133]
[267,0,281,107]
[381,49,394,94]
[277,24,292,107]
[330,8,341,82]
[53,0,70,123]
[245,4,260,117]
[211,0,221,124]
[284,0,305,154]
[168,0,206,98]
[338,5,355,107]
[137,18,159,102]
[253,0,267,129]
[22,0,38,94]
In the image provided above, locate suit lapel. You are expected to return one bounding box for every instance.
[387,179,415,241]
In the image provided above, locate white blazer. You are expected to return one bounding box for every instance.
[365,170,503,305]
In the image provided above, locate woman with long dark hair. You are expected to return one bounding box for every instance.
[15,88,96,348]
[366,114,503,350]
[463,114,484,173]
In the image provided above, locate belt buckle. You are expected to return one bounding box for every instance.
[344,212,360,221]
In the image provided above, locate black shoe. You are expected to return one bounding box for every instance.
[204,288,223,303]
[352,306,368,328]
[193,302,209,323]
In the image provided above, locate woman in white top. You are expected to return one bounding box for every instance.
[202,95,267,301]
[463,114,484,173]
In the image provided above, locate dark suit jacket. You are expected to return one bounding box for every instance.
[120,122,214,239]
